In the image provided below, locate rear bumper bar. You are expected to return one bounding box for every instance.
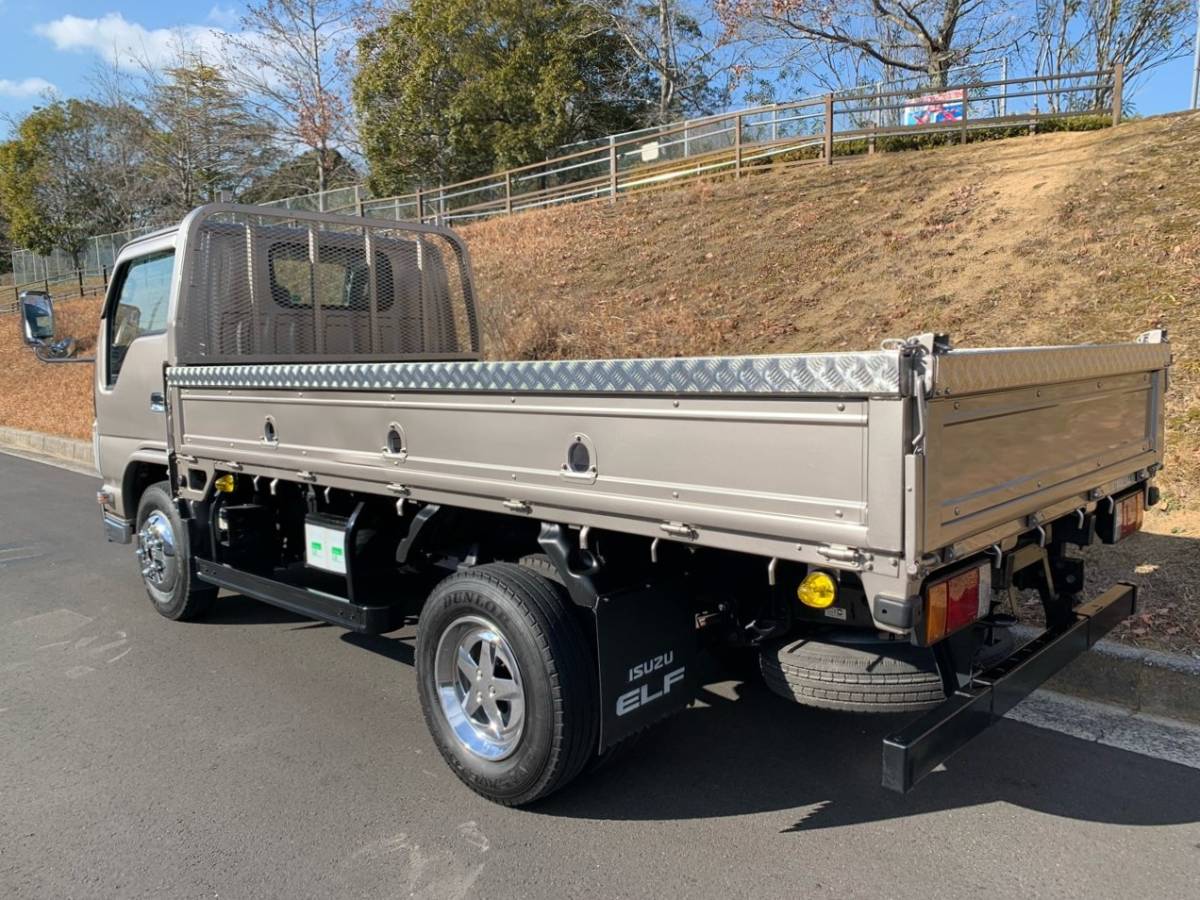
[881,581,1137,793]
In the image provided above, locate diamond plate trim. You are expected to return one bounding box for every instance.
[933,343,1171,396]
[166,352,903,396]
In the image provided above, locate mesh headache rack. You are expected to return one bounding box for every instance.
[173,206,481,366]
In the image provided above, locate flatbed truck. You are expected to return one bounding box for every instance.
[94,205,1170,805]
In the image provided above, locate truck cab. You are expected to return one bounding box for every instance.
[94,228,180,541]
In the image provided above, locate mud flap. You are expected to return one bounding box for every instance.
[594,581,697,751]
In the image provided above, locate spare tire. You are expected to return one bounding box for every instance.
[760,628,1014,713]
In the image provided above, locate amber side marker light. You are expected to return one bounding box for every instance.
[797,571,837,609]
[924,562,991,644]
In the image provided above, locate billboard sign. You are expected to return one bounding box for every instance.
[903,89,966,127]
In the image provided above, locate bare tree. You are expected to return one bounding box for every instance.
[224,0,358,194]
[715,0,1018,87]
[581,1,737,122]
[88,59,161,228]
[1029,0,1194,108]
[139,52,276,215]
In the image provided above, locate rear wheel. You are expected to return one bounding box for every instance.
[760,627,1015,713]
[415,563,599,806]
[135,482,216,621]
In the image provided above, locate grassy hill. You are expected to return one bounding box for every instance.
[2,112,1197,649]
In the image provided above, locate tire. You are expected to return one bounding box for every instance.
[760,627,1015,713]
[415,563,599,806]
[135,482,216,621]
[516,553,561,583]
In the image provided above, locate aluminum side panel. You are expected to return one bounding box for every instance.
[922,371,1161,552]
[174,389,888,551]
[931,342,1171,396]
[866,398,906,553]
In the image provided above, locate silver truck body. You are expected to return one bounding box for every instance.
[96,205,1168,632]
[162,343,1166,627]
[92,205,1169,799]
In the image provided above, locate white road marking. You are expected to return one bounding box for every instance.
[1011,690,1200,771]
[457,821,490,852]
[4,609,93,644]
[350,832,484,898]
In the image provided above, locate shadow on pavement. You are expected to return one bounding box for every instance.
[200,591,1200,830]
[200,594,312,626]
[535,676,1200,829]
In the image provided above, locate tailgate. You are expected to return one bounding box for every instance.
[919,339,1170,555]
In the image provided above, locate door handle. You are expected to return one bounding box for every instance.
[149,392,165,413]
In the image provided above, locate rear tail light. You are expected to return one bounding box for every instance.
[1115,492,1144,542]
[923,562,992,644]
[1098,490,1146,544]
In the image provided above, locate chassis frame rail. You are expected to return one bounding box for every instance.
[882,581,1137,792]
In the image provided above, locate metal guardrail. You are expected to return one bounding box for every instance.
[337,67,1122,227]
[3,268,110,309]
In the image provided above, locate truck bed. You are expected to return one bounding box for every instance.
[166,337,1169,582]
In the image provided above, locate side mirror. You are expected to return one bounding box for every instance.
[19,290,55,344]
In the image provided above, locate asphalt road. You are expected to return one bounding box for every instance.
[3,451,1199,899]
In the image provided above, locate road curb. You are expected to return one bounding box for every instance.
[0,425,95,473]
[1014,625,1200,726]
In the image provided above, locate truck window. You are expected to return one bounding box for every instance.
[107,251,174,385]
[268,243,393,310]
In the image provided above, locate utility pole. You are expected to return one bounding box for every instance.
[1192,0,1200,108]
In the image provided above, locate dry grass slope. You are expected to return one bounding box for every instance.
[1,112,1196,650]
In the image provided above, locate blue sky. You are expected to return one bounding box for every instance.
[0,2,1195,123]
[0,2,242,119]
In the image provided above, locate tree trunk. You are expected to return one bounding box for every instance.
[657,0,674,123]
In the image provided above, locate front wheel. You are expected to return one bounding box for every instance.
[135,482,216,621]
[415,563,599,806]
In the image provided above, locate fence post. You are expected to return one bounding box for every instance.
[1112,62,1124,125]
[78,269,84,296]
[608,138,618,201]
[504,171,513,214]
[354,184,364,217]
[102,265,108,288]
[961,91,969,145]
[869,82,881,154]
[415,188,423,224]
[823,93,834,165]
[1000,57,1008,117]
[734,113,743,178]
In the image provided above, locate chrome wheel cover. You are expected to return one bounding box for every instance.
[136,510,177,588]
[434,615,526,761]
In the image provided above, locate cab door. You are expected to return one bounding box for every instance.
[94,243,178,519]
